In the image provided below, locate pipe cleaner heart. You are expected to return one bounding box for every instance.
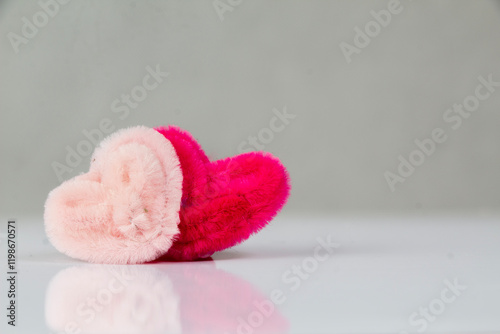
[44,126,183,264]
[155,126,290,261]
[44,126,290,264]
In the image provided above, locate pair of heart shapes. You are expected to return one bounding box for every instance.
[44,126,290,264]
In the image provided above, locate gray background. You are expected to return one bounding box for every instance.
[1,0,500,219]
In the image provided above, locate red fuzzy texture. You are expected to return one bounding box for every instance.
[155,126,291,261]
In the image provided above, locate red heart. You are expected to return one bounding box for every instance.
[155,126,291,261]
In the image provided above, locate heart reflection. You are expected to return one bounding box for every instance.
[45,261,288,334]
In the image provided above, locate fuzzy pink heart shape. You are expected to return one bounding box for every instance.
[155,126,291,261]
[44,126,183,264]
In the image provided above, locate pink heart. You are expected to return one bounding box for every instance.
[156,126,291,261]
[44,127,183,264]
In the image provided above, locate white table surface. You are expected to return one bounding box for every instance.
[1,214,499,334]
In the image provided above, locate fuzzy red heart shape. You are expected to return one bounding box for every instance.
[156,126,290,261]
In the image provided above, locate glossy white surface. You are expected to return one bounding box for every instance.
[1,214,500,334]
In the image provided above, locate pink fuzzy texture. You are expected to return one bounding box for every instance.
[44,126,183,264]
[155,126,291,261]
